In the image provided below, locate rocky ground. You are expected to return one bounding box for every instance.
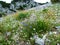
[0,1,60,45]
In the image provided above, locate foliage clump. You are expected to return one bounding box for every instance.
[45,34,60,45]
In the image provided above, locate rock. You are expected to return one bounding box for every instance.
[56,26,60,29]
[56,26,60,32]
[0,0,39,15]
[34,34,48,45]
[0,0,51,16]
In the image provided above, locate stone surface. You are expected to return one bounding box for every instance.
[0,0,50,16]
[0,0,40,15]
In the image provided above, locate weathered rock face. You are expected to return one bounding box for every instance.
[0,0,40,15]
[0,1,13,16]
[11,0,40,10]
[0,0,46,16]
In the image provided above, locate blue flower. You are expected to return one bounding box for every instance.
[29,26,32,28]
[23,23,28,26]
[21,22,28,26]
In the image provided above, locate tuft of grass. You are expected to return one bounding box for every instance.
[13,10,33,20]
[19,15,53,41]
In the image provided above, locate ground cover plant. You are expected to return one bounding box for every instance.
[0,3,60,45]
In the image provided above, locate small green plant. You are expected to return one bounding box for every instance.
[16,11,30,20]
[45,34,60,45]
[0,16,20,45]
[19,16,53,44]
[42,9,56,20]
[0,12,6,17]
[51,0,59,3]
